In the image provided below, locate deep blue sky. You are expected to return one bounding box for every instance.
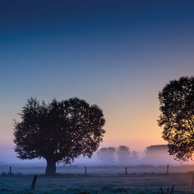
[1,0,194,162]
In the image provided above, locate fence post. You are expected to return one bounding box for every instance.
[85,166,87,176]
[31,175,37,190]
[125,167,128,175]
[9,167,12,175]
[167,165,169,174]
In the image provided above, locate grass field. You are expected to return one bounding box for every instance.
[1,165,194,194]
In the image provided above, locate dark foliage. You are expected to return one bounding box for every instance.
[14,97,105,175]
[158,76,194,161]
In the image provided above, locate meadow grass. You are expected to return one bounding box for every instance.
[1,165,194,194]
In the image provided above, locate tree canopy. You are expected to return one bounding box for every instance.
[158,76,194,161]
[14,97,105,175]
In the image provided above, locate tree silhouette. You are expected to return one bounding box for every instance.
[158,76,194,161]
[142,144,175,165]
[14,97,105,175]
[117,145,131,164]
[130,151,139,162]
[97,147,116,164]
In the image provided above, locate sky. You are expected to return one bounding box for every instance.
[0,0,194,163]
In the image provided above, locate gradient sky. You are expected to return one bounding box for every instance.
[1,0,194,163]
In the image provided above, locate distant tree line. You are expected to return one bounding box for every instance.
[142,144,177,165]
[97,144,178,165]
[97,145,138,165]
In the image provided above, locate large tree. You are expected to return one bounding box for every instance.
[158,76,194,161]
[14,97,105,175]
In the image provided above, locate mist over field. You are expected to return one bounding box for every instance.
[0,144,188,170]
[0,158,193,178]
[0,142,193,194]
[1,145,193,194]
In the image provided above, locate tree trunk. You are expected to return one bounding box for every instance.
[45,159,56,176]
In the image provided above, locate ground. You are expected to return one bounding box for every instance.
[0,165,194,194]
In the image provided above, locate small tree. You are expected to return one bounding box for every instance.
[97,147,116,164]
[142,145,176,165]
[117,145,131,164]
[130,151,138,161]
[14,97,105,175]
[158,76,194,161]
